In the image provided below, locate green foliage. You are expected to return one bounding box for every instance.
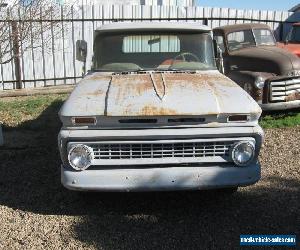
[259,110,300,128]
[0,94,67,128]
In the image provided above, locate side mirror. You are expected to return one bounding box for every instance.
[76,40,87,62]
[213,39,224,74]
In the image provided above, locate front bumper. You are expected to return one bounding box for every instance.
[260,100,300,111]
[61,163,261,192]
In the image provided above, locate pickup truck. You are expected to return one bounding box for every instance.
[278,22,300,57]
[213,23,300,111]
[58,22,263,192]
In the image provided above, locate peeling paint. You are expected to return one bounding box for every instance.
[59,71,261,118]
[139,105,179,116]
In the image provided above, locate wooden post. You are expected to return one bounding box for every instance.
[11,21,22,89]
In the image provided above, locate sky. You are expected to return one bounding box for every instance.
[196,0,300,11]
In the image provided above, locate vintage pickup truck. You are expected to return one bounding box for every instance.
[213,23,300,111]
[278,22,300,57]
[58,22,263,192]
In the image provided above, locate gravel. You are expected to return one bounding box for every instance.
[0,122,299,249]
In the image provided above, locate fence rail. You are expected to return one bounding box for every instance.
[0,5,293,90]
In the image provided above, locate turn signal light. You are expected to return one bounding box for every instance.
[228,115,248,122]
[72,117,96,125]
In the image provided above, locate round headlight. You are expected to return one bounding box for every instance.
[68,144,94,171]
[231,141,255,166]
[255,76,265,89]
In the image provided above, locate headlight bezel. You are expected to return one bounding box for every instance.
[231,141,255,167]
[68,144,94,171]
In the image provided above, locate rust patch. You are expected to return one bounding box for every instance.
[104,72,237,116]
[107,105,179,116]
[112,75,154,102]
[285,91,300,102]
[108,73,234,103]
[164,73,234,87]
[205,81,230,99]
[139,105,179,116]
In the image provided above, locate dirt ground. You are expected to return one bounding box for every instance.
[0,105,299,249]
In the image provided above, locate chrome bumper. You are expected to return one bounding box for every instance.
[260,100,300,111]
[61,163,261,192]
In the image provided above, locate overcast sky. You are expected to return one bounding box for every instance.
[196,0,299,11]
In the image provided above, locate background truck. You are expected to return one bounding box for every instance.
[278,22,300,57]
[213,23,300,111]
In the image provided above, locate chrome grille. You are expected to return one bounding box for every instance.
[91,141,232,160]
[68,138,255,166]
[270,79,300,102]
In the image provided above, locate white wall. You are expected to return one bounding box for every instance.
[2,0,195,6]
[65,0,140,5]
[0,4,292,90]
[66,0,195,6]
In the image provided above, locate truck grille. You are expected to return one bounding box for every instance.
[68,138,255,166]
[91,141,232,160]
[270,79,300,102]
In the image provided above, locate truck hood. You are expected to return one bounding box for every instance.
[59,71,261,118]
[230,46,300,75]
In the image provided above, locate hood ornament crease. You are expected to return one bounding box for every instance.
[104,75,114,116]
[149,72,166,100]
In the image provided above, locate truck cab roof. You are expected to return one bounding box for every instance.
[95,21,211,33]
[213,23,271,35]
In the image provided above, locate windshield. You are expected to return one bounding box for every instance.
[227,30,256,51]
[93,32,216,72]
[253,29,276,45]
[289,26,300,42]
[227,29,275,51]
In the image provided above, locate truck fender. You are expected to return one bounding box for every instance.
[227,71,275,101]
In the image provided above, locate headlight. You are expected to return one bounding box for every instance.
[68,144,94,171]
[255,76,265,89]
[231,141,255,166]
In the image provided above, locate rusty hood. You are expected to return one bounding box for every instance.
[59,71,261,118]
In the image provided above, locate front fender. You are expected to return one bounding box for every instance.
[227,71,274,85]
[227,71,275,101]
